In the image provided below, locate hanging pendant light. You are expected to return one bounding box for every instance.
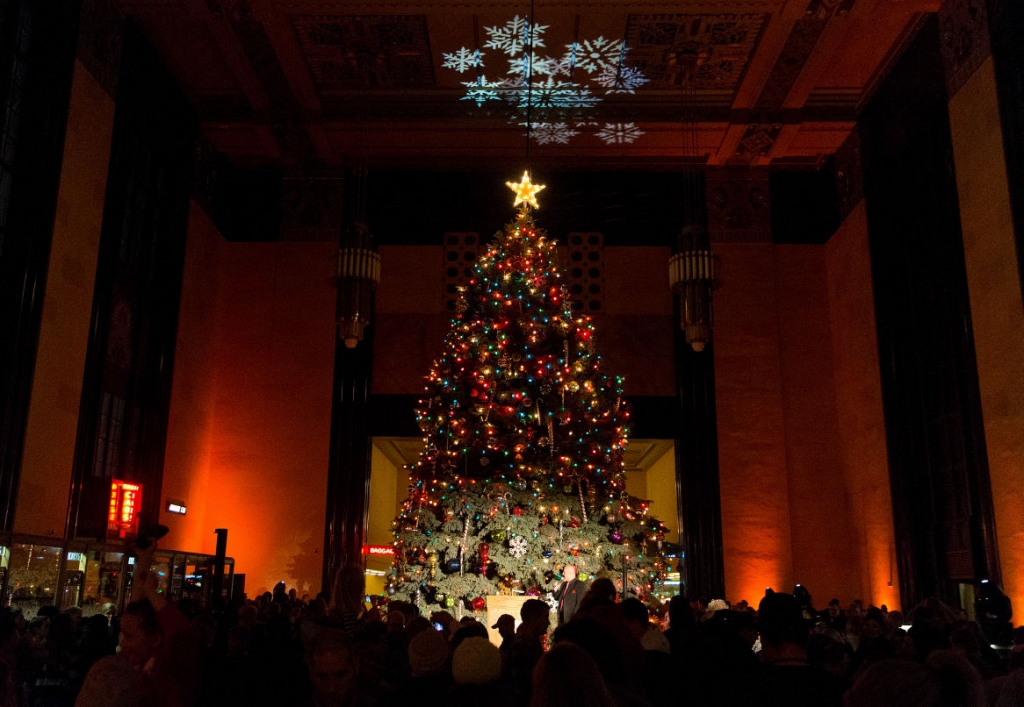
[668,44,719,353]
[335,221,380,348]
[669,225,718,352]
[334,165,380,348]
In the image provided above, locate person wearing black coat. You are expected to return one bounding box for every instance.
[557,565,585,625]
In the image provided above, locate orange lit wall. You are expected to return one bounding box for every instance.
[715,237,888,607]
[826,202,899,610]
[165,224,337,596]
[714,243,794,604]
[775,245,861,605]
[17,62,114,537]
[949,58,1024,613]
[162,203,223,553]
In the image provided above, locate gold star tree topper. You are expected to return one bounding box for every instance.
[506,171,546,209]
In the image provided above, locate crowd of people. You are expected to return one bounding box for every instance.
[2,550,1024,706]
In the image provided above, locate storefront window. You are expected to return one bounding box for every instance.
[8,544,61,620]
[151,554,173,597]
[183,557,207,606]
[167,554,185,601]
[79,551,123,617]
[62,550,86,609]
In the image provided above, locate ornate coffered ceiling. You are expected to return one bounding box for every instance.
[113,0,942,169]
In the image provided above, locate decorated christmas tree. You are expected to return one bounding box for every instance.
[387,173,670,613]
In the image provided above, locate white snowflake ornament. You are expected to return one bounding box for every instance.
[526,122,578,145]
[595,122,645,144]
[443,47,483,73]
[484,16,547,56]
[509,535,528,558]
[595,64,649,93]
[443,14,650,146]
[563,37,626,73]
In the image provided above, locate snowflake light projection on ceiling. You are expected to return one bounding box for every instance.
[442,16,649,146]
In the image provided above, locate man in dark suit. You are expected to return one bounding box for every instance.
[557,564,584,625]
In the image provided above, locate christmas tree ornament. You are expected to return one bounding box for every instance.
[506,171,546,209]
[472,596,486,611]
[509,535,528,558]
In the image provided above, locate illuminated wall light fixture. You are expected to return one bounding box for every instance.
[166,500,187,515]
[334,166,381,348]
[669,224,719,352]
[335,222,381,348]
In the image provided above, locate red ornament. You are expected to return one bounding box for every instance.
[478,542,490,566]
[472,596,486,611]
[513,506,523,516]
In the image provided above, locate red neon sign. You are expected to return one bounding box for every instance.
[361,545,395,556]
[108,480,142,538]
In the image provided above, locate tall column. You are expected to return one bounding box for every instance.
[986,0,1024,299]
[671,169,725,601]
[0,0,79,531]
[65,21,195,540]
[322,167,378,594]
[674,334,725,601]
[945,0,1024,615]
[861,16,998,608]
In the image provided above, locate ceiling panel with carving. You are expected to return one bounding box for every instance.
[115,0,943,169]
